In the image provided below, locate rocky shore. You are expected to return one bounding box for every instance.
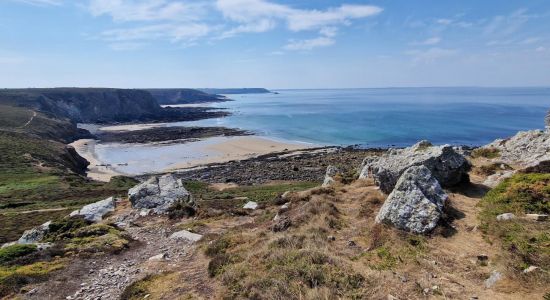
[96,126,252,144]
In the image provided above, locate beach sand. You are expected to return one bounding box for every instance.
[70,139,125,182]
[71,136,311,182]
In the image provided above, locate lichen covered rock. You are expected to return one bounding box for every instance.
[128,174,195,214]
[375,165,448,234]
[360,140,470,194]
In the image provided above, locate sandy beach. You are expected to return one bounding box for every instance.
[70,139,126,182]
[71,136,312,182]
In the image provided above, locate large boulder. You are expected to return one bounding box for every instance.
[375,165,448,234]
[70,197,116,222]
[128,174,195,214]
[360,140,470,194]
[18,221,51,244]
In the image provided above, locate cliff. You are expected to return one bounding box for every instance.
[147,89,227,105]
[0,88,228,124]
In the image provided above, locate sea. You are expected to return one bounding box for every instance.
[169,87,550,147]
[91,87,550,175]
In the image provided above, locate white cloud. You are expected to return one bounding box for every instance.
[100,23,211,42]
[536,46,546,52]
[436,18,452,25]
[284,36,334,51]
[216,0,382,34]
[406,47,458,64]
[412,37,441,46]
[484,9,534,37]
[88,0,207,22]
[8,0,62,6]
[520,37,541,45]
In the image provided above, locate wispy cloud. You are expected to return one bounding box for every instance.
[412,37,441,46]
[8,0,62,6]
[483,9,535,37]
[406,47,459,64]
[88,0,207,22]
[284,36,334,51]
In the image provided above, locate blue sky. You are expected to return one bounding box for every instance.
[1,0,549,89]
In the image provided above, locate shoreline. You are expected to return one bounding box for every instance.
[71,135,314,182]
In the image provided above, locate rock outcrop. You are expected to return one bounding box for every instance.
[169,230,203,243]
[18,221,51,244]
[360,140,470,194]
[484,129,550,168]
[70,197,116,223]
[375,166,448,234]
[322,165,340,187]
[128,174,195,214]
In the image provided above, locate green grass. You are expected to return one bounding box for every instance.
[479,173,550,275]
[0,260,65,297]
[184,181,317,208]
[472,147,501,159]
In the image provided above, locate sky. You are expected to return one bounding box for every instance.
[0,0,549,89]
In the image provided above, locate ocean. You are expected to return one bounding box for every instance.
[91,87,550,175]
[170,87,550,147]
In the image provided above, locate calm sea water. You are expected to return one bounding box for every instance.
[170,87,550,147]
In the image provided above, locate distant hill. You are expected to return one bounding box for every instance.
[198,88,271,94]
[146,88,227,105]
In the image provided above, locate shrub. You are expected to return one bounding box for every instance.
[0,244,37,266]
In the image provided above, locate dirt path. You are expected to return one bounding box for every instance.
[21,111,37,128]
[1,207,70,215]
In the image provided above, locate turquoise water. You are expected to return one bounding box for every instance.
[170,87,550,147]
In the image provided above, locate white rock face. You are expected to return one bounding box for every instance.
[243,201,259,210]
[360,140,470,194]
[70,197,116,223]
[18,221,51,244]
[375,165,448,234]
[128,174,195,214]
[496,213,516,221]
[485,129,550,168]
[322,165,340,187]
[169,230,203,243]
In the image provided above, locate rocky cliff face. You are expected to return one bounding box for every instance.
[35,89,161,123]
[147,89,225,105]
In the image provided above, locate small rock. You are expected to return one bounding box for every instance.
[169,230,203,242]
[387,295,398,300]
[477,254,488,262]
[18,221,51,244]
[281,191,292,200]
[271,216,291,232]
[243,201,258,210]
[523,266,539,273]
[496,213,516,221]
[327,235,336,241]
[347,240,357,247]
[485,270,502,288]
[322,165,341,187]
[525,214,548,221]
[139,209,151,217]
[69,197,116,223]
[148,253,167,261]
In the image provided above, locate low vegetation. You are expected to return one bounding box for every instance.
[471,147,501,159]
[479,173,550,281]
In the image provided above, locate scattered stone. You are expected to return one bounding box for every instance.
[525,214,549,221]
[360,140,470,193]
[347,240,357,247]
[148,253,168,261]
[243,201,259,210]
[70,197,116,223]
[281,191,292,200]
[280,202,290,210]
[322,165,341,187]
[477,254,489,263]
[139,209,151,217]
[18,221,51,244]
[496,213,516,221]
[375,165,448,234]
[523,266,539,273]
[485,270,502,288]
[128,174,195,214]
[327,235,336,241]
[387,295,399,300]
[169,230,203,243]
[271,216,291,232]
